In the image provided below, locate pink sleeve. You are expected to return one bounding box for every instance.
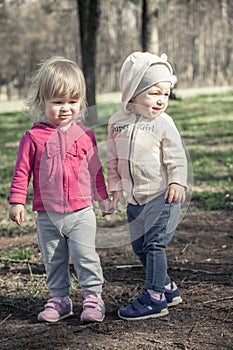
[9,132,35,205]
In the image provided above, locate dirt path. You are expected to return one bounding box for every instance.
[0,209,232,350]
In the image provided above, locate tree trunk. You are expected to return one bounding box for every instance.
[141,0,159,54]
[76,0,100,125]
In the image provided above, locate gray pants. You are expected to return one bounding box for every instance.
[36,207,104,297]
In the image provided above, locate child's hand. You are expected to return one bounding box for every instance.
[98,199,114,216]
[165,183,186,203]
[112,191,127,212]
[9,204,25,225]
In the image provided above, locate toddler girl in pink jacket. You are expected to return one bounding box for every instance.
[9,57,112,323]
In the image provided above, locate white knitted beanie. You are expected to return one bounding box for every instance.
[133,63,173,97]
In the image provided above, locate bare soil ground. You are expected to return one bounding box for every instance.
[0,204,232,350]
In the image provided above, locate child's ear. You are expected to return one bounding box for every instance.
[161,53,168,61]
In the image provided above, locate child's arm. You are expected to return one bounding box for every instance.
[9,132,34,223]
[162,115,188,193]
[107,122,125,206]
[9,204,25,226]
[84,130,109,202]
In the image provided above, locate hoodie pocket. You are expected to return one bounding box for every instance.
[131,162,166,194]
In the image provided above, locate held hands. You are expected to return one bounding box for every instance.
[9,204,25,226]
[165,183,186,204]
[98,198,114,217]
[98,192,126,217]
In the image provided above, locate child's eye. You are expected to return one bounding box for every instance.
[51,101,62,105]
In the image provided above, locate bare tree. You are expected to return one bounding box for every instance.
[141,0,159,54]
[76,0,100,125]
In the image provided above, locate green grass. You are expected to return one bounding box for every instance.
[5,247,33,260]
[167,92,233,210]
[0,91,232,214]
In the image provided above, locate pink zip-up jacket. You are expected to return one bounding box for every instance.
[9,121,109,212]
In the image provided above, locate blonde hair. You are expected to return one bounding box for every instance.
[27,56,86,121]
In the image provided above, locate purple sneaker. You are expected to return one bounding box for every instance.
[118,290,168,320]
[165,282,183,307]
[38,296,73,322]
[80,291,105,322]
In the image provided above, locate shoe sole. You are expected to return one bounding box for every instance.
[167,296,183,307]
[118,307,168,321]
[38,311,74,323]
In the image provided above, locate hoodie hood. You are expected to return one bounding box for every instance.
[120,52,173,114]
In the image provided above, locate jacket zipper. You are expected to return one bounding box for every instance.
[128,115,140,205]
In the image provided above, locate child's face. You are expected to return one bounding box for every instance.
[45,95,81,127]
[132,81,171,118]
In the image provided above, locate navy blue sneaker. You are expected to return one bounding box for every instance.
[165,282,182,307]
[118,289,168,320]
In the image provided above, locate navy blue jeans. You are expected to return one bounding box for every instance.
[127,193,180,293]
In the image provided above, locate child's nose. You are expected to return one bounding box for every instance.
[61,103,69,110]
[158,96,165,104]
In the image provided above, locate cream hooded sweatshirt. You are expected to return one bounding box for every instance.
[107,52,187,205]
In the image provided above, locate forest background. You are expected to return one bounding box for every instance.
[1,0,233,107]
